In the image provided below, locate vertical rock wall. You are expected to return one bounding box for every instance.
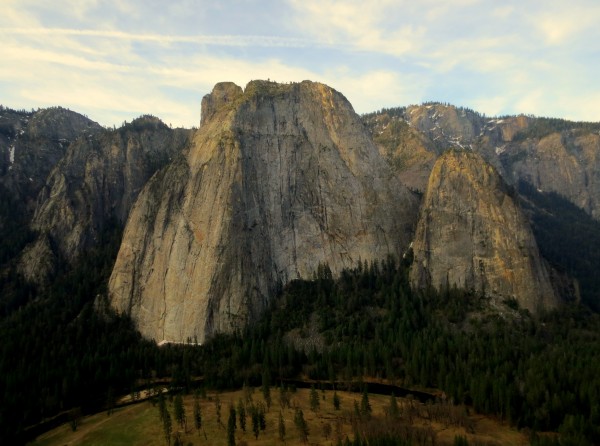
[410,150,558,313]
[109,81,419,343]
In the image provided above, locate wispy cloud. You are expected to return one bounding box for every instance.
[1,27,317,48]
[523,1,600,45]
[1,0,599,126]
[288,0,426,57]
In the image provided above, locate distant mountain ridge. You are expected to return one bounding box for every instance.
[363,103,600,219]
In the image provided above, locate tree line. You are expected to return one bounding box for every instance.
[1,240,600,444]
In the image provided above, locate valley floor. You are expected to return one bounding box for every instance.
[31,387,528,446]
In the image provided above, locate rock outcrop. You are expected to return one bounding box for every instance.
[365,105,600,220]
[410,149,558,313]
[21,116,190,282]
[364,112,437,192]
[502,131,600,219]
[0,106,102,210]
[364,104,525,192]
[109,80,419,343]
[0,106,102,281]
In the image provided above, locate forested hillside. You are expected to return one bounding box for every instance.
[2,251,599,444]
[200,257,600,444]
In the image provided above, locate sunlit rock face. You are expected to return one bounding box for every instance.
[410,149,559,313]
[109,80,419,343]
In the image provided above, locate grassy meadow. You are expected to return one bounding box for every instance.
[31,387,528,446]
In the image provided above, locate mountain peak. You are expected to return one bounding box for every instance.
[410,149,559,313]
[110,80,418,343]
[200,82,243,126]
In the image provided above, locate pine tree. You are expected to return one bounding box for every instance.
[251,406,260,439]
[294,408,309,443]
[193,393,202,432]
[388,392,399,418]
[215,393,222,426]
[163,407,173,446]
[243,382,253,404]
[174,393,186,430]
[229,404,237,430]
[237,398,246,432]
[278,411,286,441]
[106,387,115,416]
[227,405,236,446]
[158,392,167,422]
[258,403,266,431]
[173,432,183,446]
[360,389,371,418]
[310,385,320,412]
[454,435,469,446]
[68,407,81,432]
[261,370,272,409]
[322,422,332,440]
[279,384,290,408]
[333,391,341,410]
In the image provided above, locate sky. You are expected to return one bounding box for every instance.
[1,0,599,128]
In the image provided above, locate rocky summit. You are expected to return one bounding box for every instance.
[108,80,419,344]
[410,149,559,313]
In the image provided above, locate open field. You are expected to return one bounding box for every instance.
[31,387,528,445]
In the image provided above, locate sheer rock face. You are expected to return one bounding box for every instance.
[23,117,190,282]
[109,80,419,343]
[410,150,559,313]
[0,107,103,283]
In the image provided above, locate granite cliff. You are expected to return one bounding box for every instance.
[410,149,559,313]
[20,116,190,283]
[108,80,419,343]
[0,106,102,279]
[0,106,102,210]
[3,87,588,341]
